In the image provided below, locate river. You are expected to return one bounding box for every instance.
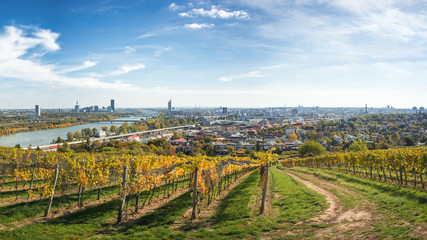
[0,114,155,147]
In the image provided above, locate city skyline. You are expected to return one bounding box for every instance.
[0,0,426,108]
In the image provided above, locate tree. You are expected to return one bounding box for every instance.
[82,128,93,137]
[110,125,118,133]
[348,121,358,130]
[118,123,128,134]
[67,132,74,142]
[348,138,368,152]
[171,131,182,140]
[55,136,64,143]
[226,146,235,155]
[256,141,261,151]
[403,136,415,146]
[74,131,82,140]
[288,133,298,142]
[203,144,216,156]
[101,126,108,132]
[298,141,326,157]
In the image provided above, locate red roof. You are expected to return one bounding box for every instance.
[172,138,187,142]
[127,135,139,139]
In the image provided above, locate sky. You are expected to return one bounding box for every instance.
[0,0,426,109]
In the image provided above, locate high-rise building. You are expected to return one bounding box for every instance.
[111,99,115,112]
[222,107,228,114]
[75,101,80,112]
[35,105,41,117]
[168,99,172,112]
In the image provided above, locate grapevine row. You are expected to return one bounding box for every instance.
[0,146,273,222]
[281,146,427,188]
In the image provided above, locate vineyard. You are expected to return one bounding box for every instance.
[0,146,426,239]
[0,147,271,222]
[282,146,427,188]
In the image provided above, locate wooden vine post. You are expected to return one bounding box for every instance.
[260,164,269,214]
[44,164,59,217]
[191,166,199,221]
[117,165,128,223]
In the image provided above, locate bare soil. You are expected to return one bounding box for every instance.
[270,169,378,239]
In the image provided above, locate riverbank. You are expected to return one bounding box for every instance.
[0,112,128,136]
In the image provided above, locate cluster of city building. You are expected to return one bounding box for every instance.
[30,99,116,118]
[74,99,115,113]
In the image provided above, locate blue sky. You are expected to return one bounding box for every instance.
[0,0,426,109]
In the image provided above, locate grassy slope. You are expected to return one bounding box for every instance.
[183,167,327,239]
[0,180,189,239]
[270,167,327,224]
[0,168,328,239]
[10,166,419,239]
[0,184,120,227]
[289,167,427,239]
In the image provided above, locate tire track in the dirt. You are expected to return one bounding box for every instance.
[285,171,341,223]
[279,169,376,239]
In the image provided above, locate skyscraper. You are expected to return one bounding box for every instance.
[75,101,79,112]
[35,105,41,117]
[111,99,115,112]
[222,107,228,114]
[168,99,172,112]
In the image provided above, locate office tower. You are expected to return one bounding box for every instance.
[223,107,228,114]
[75,101,80,112]
[111,99,115,112]
[35,105,41,117]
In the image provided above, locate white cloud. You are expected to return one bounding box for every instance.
[0,25,137,90]
[184,23,214,29]
[137,32,155,39]
[179,6,249,19]
[32,28,60,51]
[60,61,97,73]
[124,46,136,53]
[155,46,172,56]
[178,12,192,17]
[219,71,267,82]
[169,3,184,11]
[109,64,146,77]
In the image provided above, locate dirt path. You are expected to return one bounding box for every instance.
[172,170,256,231]
[278,169,377,239]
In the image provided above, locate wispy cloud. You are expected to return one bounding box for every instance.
[184,23,214,29]
[169,3,184,11]
[179,6,249,19]
[59,61,97,73]
[241,0,427,65]
[137,32,155,39]
[155,46,171,56]
[108,64,146,77]
[124,46,136,53]
[219,71,267,82]
[0,25,137,90]
[136,26,182,40]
